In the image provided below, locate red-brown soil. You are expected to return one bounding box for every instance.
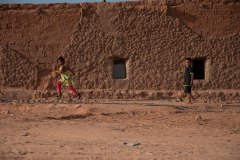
[0,100,240,160]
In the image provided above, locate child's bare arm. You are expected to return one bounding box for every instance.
[190,74,194,86]
[54,66,63,74]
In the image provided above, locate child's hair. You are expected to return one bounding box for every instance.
[185,57,192,62]
[57,56,65,62]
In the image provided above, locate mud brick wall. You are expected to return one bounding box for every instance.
[0,0,240,91]
[0,3,81,73]
[0,45,37,89]
[168,0,240,37]
[64,1,240,90]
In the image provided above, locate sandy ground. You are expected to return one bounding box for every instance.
[0,100,240,160]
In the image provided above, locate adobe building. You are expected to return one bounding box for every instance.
[0,0,239,102]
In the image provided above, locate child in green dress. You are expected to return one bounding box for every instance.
[55,56,80,98]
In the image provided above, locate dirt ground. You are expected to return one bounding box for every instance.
[0,100,240,160]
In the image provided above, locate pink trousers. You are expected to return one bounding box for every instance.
[56,81,79,97]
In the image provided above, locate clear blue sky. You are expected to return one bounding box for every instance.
[0,0,130,4]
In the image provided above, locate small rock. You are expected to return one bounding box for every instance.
[19,151,28,155]
[145,152,153,156]
[195,116,202,121]
[124,142,141,147]
[35,99,42,103]
[74,105,82,109]
[10,102,17,105]
[1,110,9,114]
[19,99,24,104]
[11,149,19,154]
[28,100,33,104]
[22,132,29,136]
[176,98,183,102]
[45,99,52,103]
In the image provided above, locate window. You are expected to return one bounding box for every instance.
[192,58,205,80]
[113,59,126,79]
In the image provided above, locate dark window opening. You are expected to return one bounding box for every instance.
[192,58,205,80]
[113,59,126,79]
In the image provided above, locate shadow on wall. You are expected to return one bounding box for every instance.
[168,7,197,24]
[0,45,38,89]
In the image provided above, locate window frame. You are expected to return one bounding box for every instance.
[192,58,206,80]
[112,58,127,80]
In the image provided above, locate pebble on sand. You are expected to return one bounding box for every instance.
[22,132,29,136]
[195,115,202,121]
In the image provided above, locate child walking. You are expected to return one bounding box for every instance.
[182,58,195,103]
[55,56,80,98]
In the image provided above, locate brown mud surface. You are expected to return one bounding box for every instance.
[0,100,240,160]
